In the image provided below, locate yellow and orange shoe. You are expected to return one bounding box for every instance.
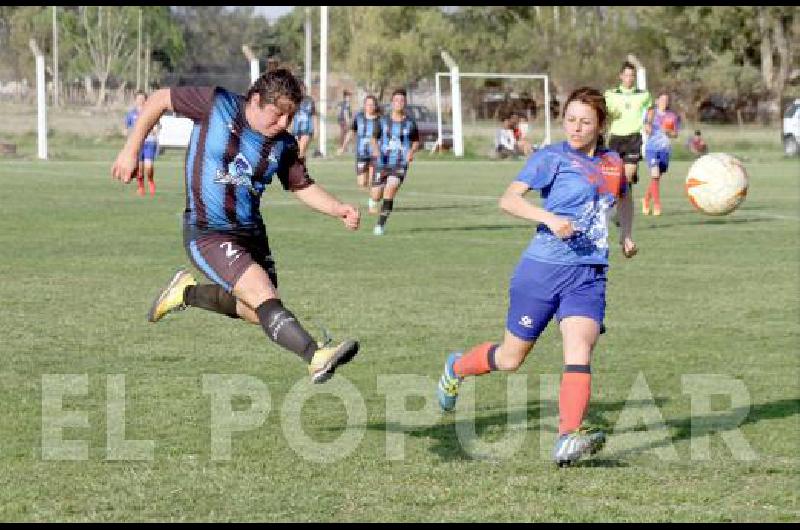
[652,203,662,216]
[641,197,650,216]
[147,269,197,323]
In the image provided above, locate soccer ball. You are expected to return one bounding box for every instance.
[685,153,748,215]
[661,114,677,133]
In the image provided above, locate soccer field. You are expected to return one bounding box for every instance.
[0,146,798,521]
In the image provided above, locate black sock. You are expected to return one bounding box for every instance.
[378,199,394,227]
[255,299,318,363]
[184,284,239,319]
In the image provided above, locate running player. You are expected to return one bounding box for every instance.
[124,90,160,196]
[111,69,361,384]
[369,89,419,235]
[436,87,638,467]
[291,91,316,161]
[338,94,380,203]
[642,92,680,216]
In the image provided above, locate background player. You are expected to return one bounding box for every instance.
[111,69,361,384]
[336,89,353,151]
[124,90,160,196]
[436,86,637,467]
[369,89,419,235]
[642,92,680,216]
[604,61,652,191]
[291,89,317,161]
[338,94,380,204]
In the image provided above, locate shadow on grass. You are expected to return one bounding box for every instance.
[351,397,798,464]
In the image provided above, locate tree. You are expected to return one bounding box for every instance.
[71,6,140,107]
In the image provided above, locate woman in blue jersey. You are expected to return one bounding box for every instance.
[338,94,381,204]
[436,86,638,467]
[642,92,680,216]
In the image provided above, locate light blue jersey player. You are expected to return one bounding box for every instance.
[290,95,316,160]
[436,87,638,467]
[368,89,419,235]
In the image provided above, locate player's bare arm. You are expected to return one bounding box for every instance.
[112,88,173,183]
[499,180,574,239]
[293,183,361,230]
[338,130,353,155]
[617,189,637,258]
[407,140,419,163]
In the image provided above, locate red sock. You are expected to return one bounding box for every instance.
[558,366,592,435]
[453,341,498,377]
[650,178,661,209]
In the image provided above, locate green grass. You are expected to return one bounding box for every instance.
[0,139,798,521]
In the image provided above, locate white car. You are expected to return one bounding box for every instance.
[157,113,194,149]
[783,98,800,156]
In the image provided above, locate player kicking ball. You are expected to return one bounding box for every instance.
[111,69,361,384]
[436,87,638,467]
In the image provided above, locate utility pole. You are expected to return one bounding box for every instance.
[52,6,59,106]
[29,39,47,160]
[144,34,150,92]
[319,6,328,157]
[304,7,312,91]
[136,8,142,91]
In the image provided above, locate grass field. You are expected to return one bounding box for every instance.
[0,133,798,521]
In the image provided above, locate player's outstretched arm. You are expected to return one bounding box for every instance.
[112,88,173,183]
[499,181,574,239]
[292,183,360,231]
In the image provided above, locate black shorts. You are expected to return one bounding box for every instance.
[356,157,376,176]
[608,133,643,165]
[183,227,277,293]
[372,163,408,187]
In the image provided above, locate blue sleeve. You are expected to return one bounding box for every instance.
[515,149,556,190]
[124,112,133,128]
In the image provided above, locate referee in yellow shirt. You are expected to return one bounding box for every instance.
[604,61,653,186]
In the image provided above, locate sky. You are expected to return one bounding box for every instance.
[251,5,295,21]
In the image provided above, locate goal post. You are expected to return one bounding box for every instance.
[435,72,552,157]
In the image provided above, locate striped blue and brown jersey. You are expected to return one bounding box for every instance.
[351,111,378,159]
[171,86,314,236]
[373,114,419,167]
[290,96,316,137]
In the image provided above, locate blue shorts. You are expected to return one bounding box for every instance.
[140,141,158,162]
[645,148,670,174]
[506,259,607,341]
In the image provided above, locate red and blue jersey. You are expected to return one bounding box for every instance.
[352,111,378,160]
[373,114,419,167]
[171,86,314,236]
[515,141,626,266]
[645,109,680,152]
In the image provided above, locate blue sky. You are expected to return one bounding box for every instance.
[252,5,295,21]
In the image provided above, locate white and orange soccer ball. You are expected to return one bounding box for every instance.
[685,153,749,215]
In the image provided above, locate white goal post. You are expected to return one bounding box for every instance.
[435,72,552,157]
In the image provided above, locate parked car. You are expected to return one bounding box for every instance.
[782,98,800,157]
[380,103,453,151]
[157,112,194,149]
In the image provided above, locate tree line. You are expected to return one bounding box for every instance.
[0,6,797,121]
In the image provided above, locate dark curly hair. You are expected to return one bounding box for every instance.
[245,68,303,107]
